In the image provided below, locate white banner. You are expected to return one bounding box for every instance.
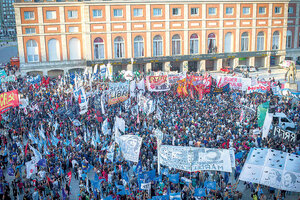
[130,81,136,97]
[119,135,143,162]
[136,78,145,94]
[239,148,300,192]
[159,145,232,172]
[217,76,251,91]
[262,112,273,139]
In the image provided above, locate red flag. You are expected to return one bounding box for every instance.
[46,176,53,183]
[78,94,81,104]
[25,142,28,156]
[67,171,72,186]
[198,88,203,101]
[239,110,244,122]
[46,77,50,85]
[137,113,140,124]
[42,76,46,85]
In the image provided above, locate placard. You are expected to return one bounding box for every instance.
[108,82,129,105]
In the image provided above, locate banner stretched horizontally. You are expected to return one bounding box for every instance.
[159,145,232,172]
[118,135,143,162]
[108,82,129,105]
[217,76,251,91]
[239,148,300,192]
[0,90,19,113]
[247,84,270,94]
[147,76,170,92]
[168,73,186,85]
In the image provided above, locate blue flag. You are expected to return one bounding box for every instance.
[168,174,179,184]
[204,181,216,190]
[194,188,206,197]
[135,160,143,174]
[152,195,169,200]
[7,166,14,176]
[37,159,47,167]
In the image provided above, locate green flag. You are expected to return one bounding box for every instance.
[257,101,270,127]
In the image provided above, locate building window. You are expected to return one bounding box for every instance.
[288,7,294,14]
[46,11,56,20]
[241,32,249,52]
[286,30,292,49]
[68,10,78,19]
[92,9,102,18]
[172,8,181,16]
[257,31,265,51]
[134,36,144,57]
[133,8,143,17]
[258,7,266,14]
[172,34,181,55]
[114,36,124,58]
[208,8,216,15]
[26,40,39,62]
[274,7,281,14]
[224,32,232,53]
[113,9,123,17]
[153,8,162,16]
[94,37,104,59]
[48,39,60,61]
[153,35,162,56]
[243,7,250,15]
[69,38,81,60]
[272,31,280,50]
[25,28,35,34]
[190,34,199,54]
[225,7,233,15]
[24,11,34,20]
[207,33,216,53]
[69,26,79,33]
[191,8,199,15]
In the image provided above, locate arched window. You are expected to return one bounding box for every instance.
[114,36,124,58]
[241,32,249,52]
[272,31,280,50]
[286,30,292,49]
[224,32,232,53]
[26,40,39,62]
[172,34,181,55]
[94,37,104,59]
[190,34,199,54]
[48,39,60,61]
[153,35,162,56]
[69,38,81,60]
[207,33,216,53]
[257,32,265,51]
[134,36,144,57]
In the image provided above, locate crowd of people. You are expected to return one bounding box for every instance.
[0,65,299,200]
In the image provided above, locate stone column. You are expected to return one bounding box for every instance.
[126,5,132,58]
[106,5,112,59]
[233,58,239,68]
[199,60,206,72]
[14,7,25,64]
[163,61,170,72]
[249,57,255,66]
[38,7,46,62]
[60,7,68,60]
[165,5,170,56]
[264,56,270,68]
[216,59,222,71]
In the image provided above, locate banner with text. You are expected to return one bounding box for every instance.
[159,145,232,172]
[168,73,186,85]
[217,76,251,91]
[247,84,270,94]
[0,90,19,113]
[108,82,129,105]
[239,148,300,192]
[147,76,170,92]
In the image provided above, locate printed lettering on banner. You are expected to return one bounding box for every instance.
[118,135,143,162]
[147,76,170,92]
[272,126,297,143]
[168,73,186,85]
[239,148,300,192]
[247,84,270,94]
[108,82,129,105]
[159,145,232,172]
[217,76,251,91]
[0,90,19,113]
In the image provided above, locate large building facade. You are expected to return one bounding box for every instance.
[14,0,300,76]
[1,0,16,36]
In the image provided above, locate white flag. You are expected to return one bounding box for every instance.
[29,145,42,163]
[26,160,37,179]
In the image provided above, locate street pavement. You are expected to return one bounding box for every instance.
[0,44,18,64]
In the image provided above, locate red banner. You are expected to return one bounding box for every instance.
[147,76,170,92]
[0,90,19,113]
